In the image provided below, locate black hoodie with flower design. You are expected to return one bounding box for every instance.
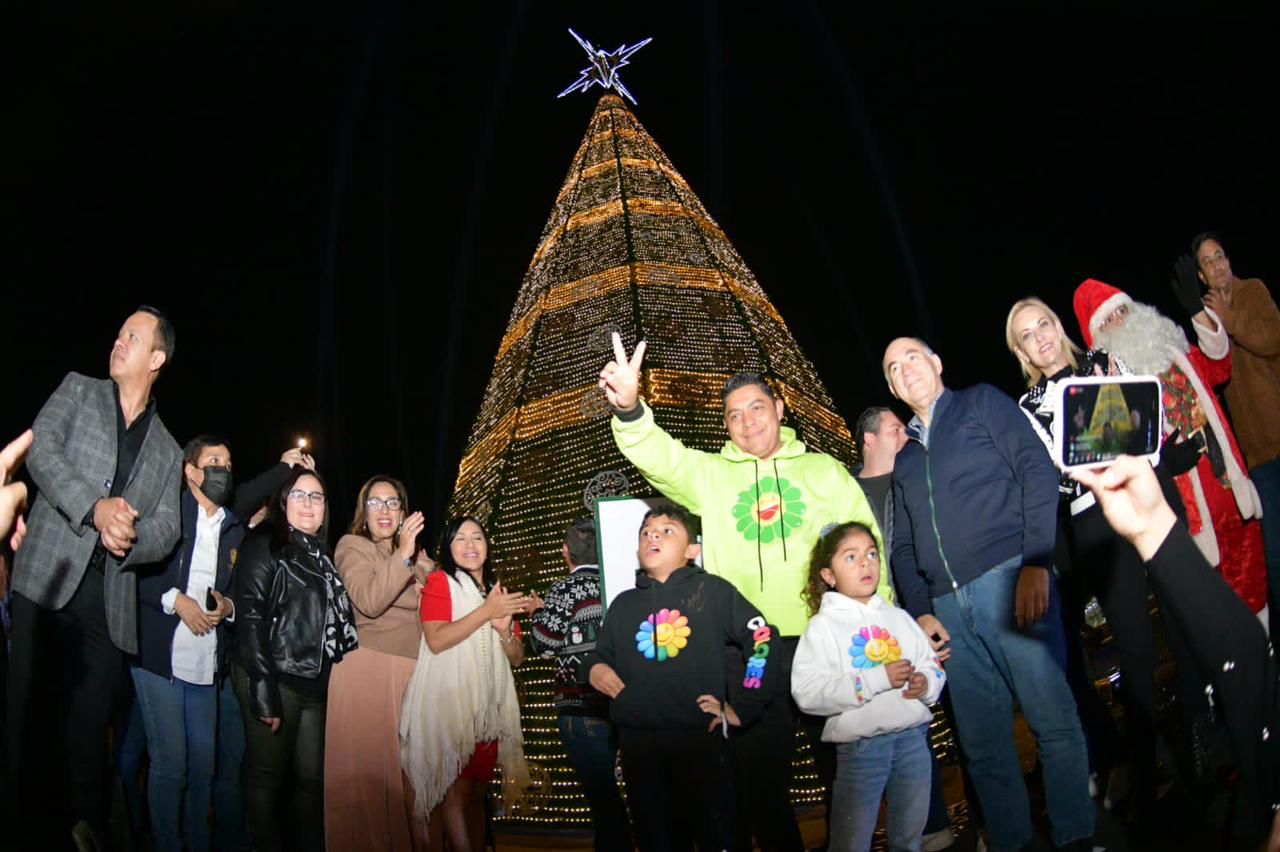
[585,563,781,730]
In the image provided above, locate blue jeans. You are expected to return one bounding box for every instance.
[932,558,1093,851]
[131,666,218,852]
[558,714,633,852]
[829,724,932,852]
[1251,459,1280,635]
[214,676,250,850]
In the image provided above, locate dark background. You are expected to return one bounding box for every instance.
[4,3,1274,538]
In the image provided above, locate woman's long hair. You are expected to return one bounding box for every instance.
[268,466,331,553]
[1005,296,1084,387]
[347,474,410,546]
[437,515,498,592]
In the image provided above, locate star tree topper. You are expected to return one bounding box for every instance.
[557,28,652,105]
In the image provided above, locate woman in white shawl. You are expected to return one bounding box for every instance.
[401,515,530,851]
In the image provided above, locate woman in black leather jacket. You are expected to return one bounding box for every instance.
[232,467,358,852]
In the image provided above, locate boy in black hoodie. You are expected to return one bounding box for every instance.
[587,503,780,852]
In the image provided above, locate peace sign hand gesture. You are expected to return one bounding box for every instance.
[598,332,647,412]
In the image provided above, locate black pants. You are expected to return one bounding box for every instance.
[232,663,326,852]
[731,636,804,852]
[1061,498,1164,798]
[6,573,124,848]
[620,726,738,852]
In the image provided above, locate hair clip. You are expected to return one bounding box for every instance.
[819,522,839,540]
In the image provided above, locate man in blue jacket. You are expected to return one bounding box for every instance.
[882,337,1094,852]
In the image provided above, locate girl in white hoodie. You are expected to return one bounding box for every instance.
[791,522,946,852]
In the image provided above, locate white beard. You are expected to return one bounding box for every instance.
[1094,302,1189,376]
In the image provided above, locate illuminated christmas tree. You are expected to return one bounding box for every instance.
[449,91,862,827]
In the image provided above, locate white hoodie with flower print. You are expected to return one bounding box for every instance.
[791,591,945,742]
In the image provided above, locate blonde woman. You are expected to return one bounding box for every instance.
[1006,296,1162,819]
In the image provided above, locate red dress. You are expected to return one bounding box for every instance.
[420,571,521,781]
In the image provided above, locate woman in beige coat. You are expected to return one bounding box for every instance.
[324,475,434,851]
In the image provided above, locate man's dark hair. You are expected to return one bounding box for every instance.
[854,406,892,459]
[137,304,176,368]
[721,372,776,405]
[564,516,598,567]
[640,501,702,541]
[183,434,231,468]
[1191,231,1222,258]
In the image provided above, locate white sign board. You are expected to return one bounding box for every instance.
[593,496,702,611]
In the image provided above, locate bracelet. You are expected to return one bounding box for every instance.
[496,627,514,644]
[402,556,414,568]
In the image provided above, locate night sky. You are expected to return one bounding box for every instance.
[6,4,1275,539]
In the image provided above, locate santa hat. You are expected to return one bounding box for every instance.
[1073,278,1132,348]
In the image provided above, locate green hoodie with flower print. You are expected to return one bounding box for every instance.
[612,403,891,636]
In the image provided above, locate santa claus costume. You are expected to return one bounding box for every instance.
[1073,278,1267,621]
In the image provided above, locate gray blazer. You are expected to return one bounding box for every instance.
[13,372,182,653]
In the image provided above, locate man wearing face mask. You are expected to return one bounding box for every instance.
[132,435,314,852]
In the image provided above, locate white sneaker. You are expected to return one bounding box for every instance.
[922,827,955,850]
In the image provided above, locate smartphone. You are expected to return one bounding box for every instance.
[1053,376,1163,471]
[205,586,217,611]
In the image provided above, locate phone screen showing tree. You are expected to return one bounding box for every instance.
[1062,380,1161,468]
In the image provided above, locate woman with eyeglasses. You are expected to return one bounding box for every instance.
[325,476,435,851]
[233,467,358,852]
[400,515,532,852]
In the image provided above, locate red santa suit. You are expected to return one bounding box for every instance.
[1073,278,1267,614]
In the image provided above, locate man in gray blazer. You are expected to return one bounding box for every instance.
[7,306,183,850]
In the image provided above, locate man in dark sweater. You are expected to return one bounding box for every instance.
[587,503,780,852]
[529,518,632,852]
[854,406,908,546]
[882,337,1095,852]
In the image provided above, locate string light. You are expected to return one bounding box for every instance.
[450,93,948,827]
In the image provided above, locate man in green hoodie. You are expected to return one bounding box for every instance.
[599,333,886,852]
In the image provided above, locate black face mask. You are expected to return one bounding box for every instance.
[198,465,234,507]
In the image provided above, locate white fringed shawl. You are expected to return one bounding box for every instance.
[399,571,530,817]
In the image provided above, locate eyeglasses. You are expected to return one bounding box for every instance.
[287,489,326,505]
[365,497,403,512]
[1098,304,1129,331]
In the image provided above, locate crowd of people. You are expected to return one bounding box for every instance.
[0,230,1278,852]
